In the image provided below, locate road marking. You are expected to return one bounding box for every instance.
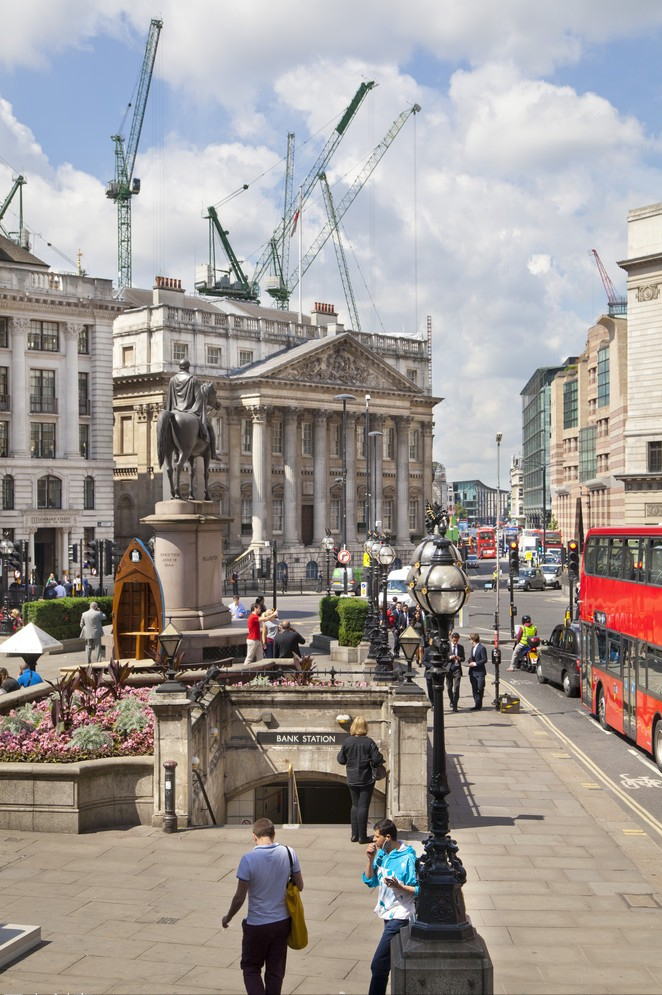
[551,752,573,759]
[581,782,601,790]
[628,748,661,775]
[623,829,648,836]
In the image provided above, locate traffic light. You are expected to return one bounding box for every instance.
[104,540,116,575]
[85,539,98,570]
[7,546,21,574]
[567,540,579,576]
[68,542,78,563]
[333,546,340,565]
[508,540,519,573]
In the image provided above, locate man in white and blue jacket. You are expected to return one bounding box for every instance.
[362,817,418,995]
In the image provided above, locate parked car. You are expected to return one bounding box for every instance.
[537,622,580,696]
[541,563,563,589]
[513,566,546,591]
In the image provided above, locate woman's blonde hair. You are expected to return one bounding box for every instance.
[350,715,368,736]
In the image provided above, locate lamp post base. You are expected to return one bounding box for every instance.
[391,920,493,994]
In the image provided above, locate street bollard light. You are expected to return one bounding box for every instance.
[322,533,335,597]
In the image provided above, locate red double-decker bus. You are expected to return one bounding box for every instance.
[476,527,497,559]
[579,526,662,769]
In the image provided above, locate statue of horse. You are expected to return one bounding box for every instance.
[156,381,220,500]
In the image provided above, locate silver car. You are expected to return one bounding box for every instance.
[541,563,563,590]
[513,567,546,591]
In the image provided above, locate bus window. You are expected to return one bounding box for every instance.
[646,646,662,697]
[584,537,598,575]
[595,628,607,668]
[607,632,621,675]
[636,644,648,691]
[607,538,624,579]
[624,538,642,582]
[647,538,662,587]
[594,538,609,577]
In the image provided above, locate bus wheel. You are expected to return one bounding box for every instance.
[597,687,609,730]
[653,720,662,773]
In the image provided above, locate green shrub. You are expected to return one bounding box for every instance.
[67,724,113,752]
[337,598,369,647]
[23,597,114,640]
[113,697,150,735]
[319,596,340,638]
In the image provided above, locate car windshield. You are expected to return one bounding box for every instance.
[519,569,536,577]
[387,580,409,593]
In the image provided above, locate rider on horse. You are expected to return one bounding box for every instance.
[166,359,217,459]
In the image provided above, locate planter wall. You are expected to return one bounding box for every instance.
[0,756,154,833]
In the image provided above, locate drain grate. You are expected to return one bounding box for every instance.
[157,916,180,924]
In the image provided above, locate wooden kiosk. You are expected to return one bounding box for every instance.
[112,538,165,661]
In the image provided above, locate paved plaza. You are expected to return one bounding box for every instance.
[2,657,662,995]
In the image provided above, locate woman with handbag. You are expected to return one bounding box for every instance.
[337,715,385,844]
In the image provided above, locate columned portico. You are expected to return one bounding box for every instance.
[313,411,328,542]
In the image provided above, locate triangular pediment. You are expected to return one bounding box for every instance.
[248,333,424,393]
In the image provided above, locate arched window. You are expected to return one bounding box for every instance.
[83,475,95,510]
[37,474,61,509]
[117,494,134,540]
[305,560,319,580]
[2,474,14,510]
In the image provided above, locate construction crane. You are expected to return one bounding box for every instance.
[286,103,421,301]
[263,133,296,308]
[319,172,362,331]
[106,17,162,293]
[251,80,376,297]
[591,248,627,317]
[0,174,28,248]
[202,206,259,301]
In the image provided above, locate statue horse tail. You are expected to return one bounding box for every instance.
[156,409,175,469]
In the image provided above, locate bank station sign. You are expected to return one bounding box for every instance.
[256,731,348,746]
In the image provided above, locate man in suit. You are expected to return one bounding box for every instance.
[446,631,465,712]
[80,602,107,664]
[468,632,487,710]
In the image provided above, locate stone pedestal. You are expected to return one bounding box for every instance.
[391,922,493,994]
[149,689,193,830]
[142,499,231,631]
[390,698,431,831]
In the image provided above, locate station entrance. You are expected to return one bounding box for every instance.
[255,781,351,825]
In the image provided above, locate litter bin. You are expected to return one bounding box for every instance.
[499,694,520,714]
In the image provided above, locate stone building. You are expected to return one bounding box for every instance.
[549,315,627,542]
[0,235,121,583]
[113,283,436,582]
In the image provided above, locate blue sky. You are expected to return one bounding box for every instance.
[2,1,662,486]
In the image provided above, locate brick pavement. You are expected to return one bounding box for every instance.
[2,639,662,993]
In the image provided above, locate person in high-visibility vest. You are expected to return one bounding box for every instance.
[508,614,538,671]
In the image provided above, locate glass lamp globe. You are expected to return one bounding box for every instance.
[407,534,471,619]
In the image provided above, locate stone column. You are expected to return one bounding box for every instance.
[228,414,241,543]
[263,407,273,538]
[389,696,430,829]
[64,323,81,457]
[346,412,358,546]
[149,690,193,830]
[283,409,300,546]
[396,416,413,545]
[251,406,267,545]
[373,415,384,526]
[422,422,434,504]
[9,317,29,457]
[313,411,328,542]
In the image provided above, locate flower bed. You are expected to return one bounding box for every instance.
[0,687,154,763]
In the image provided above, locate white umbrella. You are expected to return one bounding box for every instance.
[0,622,63,668]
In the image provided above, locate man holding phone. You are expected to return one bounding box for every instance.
[362,818,418,995]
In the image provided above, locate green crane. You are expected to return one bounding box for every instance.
[0,174,27,246]
[106,17,162,294]
[203,206,260,301]
[319,172,362,332]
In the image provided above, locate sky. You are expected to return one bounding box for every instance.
[2,0,662,490]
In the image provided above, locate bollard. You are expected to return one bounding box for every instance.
[163,760,178,833]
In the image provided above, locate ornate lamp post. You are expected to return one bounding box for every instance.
[0,538,15,634]
[398,624,425,694]
[372,532,397,681]
[155,619,186,694]
[322,534,335,597]
[334,392,356,594]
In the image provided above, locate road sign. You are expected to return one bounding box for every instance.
[338,548,351,565]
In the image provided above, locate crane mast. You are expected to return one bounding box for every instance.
[204,206,259,301]
[590,248,627,317]
[106,17,162,293]
[319,172,362,331]
[0,174,28,248]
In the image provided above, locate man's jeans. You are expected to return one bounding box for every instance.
[369,918,409,995]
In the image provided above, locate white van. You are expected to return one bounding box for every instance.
[378,568,416,609]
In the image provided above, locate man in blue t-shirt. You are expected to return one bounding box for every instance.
[16,662,43,688]
[222,817,303,995]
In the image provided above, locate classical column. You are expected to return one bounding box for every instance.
[346,412,358,546]
[251,406,267,545]
[396,416,413,545]
[422,422,434,503]
[64,323,81,457]
[263,407,273,538]
[313,411,328,543]
[228,414,241,541]
[373,415,384,526]
[9,317,29,457]
[283,409,300,546]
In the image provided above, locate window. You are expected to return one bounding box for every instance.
[597,346,610,408]
[241,418,252,455]
[305,560,319,580]
[0,421,7,458]
[29,370,56,413]
[78,372,90,415]
[239,349,253,366]
[330,498,341,532]
[78,325,89,354]
[2,475,14,510]
[408,498,419,532]
[383,499,393,531]
[0,367,7,411]
[273,498,283,533]
[578,426,597,482]
[206,346,222,366]
[241,496,252,535]
[0,317,7,348]
[172,342,188,364]
[406,368,418,384]
[302,422,313,456]
[330,423,341,457]
[83,476,95,510]
[122,345,135,367]
[37,474,62,509]
[272,420,283,456]
[31,423,55,459]
[409,429,419,461]
[120,416,134,455]
[79,423,89,459]
[383,426,394,460]
[563,379,578,429]
[28,320,59,352]
[648,441,662,474]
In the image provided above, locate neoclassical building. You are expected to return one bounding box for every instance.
[113,283,437,582]
[0,234,121,583]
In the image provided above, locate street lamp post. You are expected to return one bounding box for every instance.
[372,531,396,681]
[322,534,335,597]
[334,393,356,595]
[0,538,15,633]
[391,505,493,990]
[155,619,186,695]
[493,433,503,707]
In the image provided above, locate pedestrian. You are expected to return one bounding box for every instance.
[262,609,279,658]
[80,601,107,664]
[222,817,303,995]
[0,667,20,694]
[62,574,73,596]
[9,609,23,632]
[468,632,487,710]
[73,573,82,596]
[245,603,264,664]
[16,661,43,688]
[447,631,465,711]
[229,594,248,620]
[337,715,384,844]
[231,570,240,596]
[411,606,426,664]
[363,818,418,995]
[273,620,306,660]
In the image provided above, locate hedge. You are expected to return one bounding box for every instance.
[319,596,369,647]
[319,596,340,639]
[22,597,114,641]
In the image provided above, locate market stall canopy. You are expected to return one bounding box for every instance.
[0,623,63,667]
